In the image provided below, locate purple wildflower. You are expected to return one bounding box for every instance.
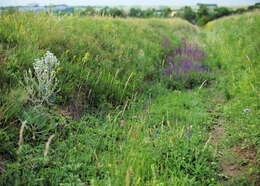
[163,39,208,77]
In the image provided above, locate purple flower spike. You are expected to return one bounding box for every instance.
[163,39,209,77]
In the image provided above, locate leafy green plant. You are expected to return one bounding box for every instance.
[19,106,58,141]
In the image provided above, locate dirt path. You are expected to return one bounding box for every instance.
[209,106,259,185]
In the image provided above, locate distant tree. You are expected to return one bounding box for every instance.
[162,7,172,17]
[143,9,154,18]
[176,6,196,23]
[109,8,124,18]
[248,4,260,11]
[129,8,143,17]
[213,7,231,19]
[196,5,211,26]
[234,8,246,14]
[197,5,210,18]
[80,6,96,16]
[99,7,110,16]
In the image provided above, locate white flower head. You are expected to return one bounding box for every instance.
[23,51,60,105]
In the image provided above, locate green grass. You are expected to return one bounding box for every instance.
[205,11,260,152]
[204,12,260,184]
[0,12,188,109]
[0,89,220,185]
[0,11,259,185]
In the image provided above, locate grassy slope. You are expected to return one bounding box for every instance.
[0,12,191,109]
[0,11,259,185]
[206,11,260,147]
[204,11,260,184]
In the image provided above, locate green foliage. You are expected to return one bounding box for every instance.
[0,129,17,160]
[248,4,260,11]
[176,6,196,23]
[0,12,181,109]
[78,6,174,18]
[109,8,125,18]
[205,11,260,149]
[19,106,60,142]
[1,11,259,185]
[129,8,142,17]
[196,6,211,26]
[213,7,231,19]
[162,7,172,17]
[2,88,28,121]
[0,90,219,185]
[175,6,232,26]
[80,6,96,16]
[163,71,211,90]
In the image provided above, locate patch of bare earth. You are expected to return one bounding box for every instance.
[210,124,225,144]
[210,118,259,185]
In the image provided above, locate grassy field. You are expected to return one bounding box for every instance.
[0,11,259,185]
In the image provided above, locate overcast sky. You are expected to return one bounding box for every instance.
[1,0,259,6]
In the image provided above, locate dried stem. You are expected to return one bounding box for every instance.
[44,134,55,158]
[18,120,27,153]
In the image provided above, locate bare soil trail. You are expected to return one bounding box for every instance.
[209,98,259,185]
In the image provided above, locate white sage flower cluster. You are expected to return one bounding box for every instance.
[23,51,60,105]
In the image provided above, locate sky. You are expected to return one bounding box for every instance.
[0,0,259,7]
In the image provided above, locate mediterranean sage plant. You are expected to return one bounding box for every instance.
[22,51,60,105]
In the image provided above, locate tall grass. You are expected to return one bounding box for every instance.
[0,12,193,111]
[205,11,260,147]
[203,12,260,184]
[0,11,259,185]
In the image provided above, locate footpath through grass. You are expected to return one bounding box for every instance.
[203,11,260,184]
[0,11,259,185]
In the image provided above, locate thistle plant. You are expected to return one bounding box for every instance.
[22,51,60,105]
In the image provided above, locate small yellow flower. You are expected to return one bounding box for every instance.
[56,67,62,73]
[82,52,90,63]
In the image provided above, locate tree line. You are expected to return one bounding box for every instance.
[79,6,172,18]
[79,4,260,25]
[2,3,260,26]
[176,3,260,26]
